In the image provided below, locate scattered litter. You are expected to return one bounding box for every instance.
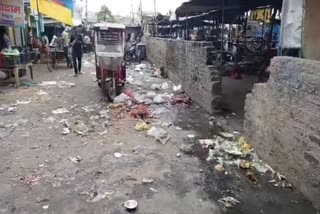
[39,81,57,86]
[135,63,147,69]
[176,153,181,157]
[151,83,161,90]
[215,164,225,172]
[99,130,108,136]
[21,82,38,87]
[7,107,16,113]
[42,205,49,210]
[218,196,240,208]
[199,139,215,149]
[59,119,70,128]
[150,188,158,193]
[109,103,125,109]
[175,126,182,130]
[134,67,141,72]
[29,146,41,150]
[82,105,98,112]
[23,175,41,186]
[114,93,130,103]
[36,197,49,203]
[153,94,165,104]
[57,81,76,88]
[275,172,286,181]
[160,122,172,128]
[161,82,169,90]
[142,178,154,184]
[69,156,82,164]
[130,105,150,119]
[39,81,75,88]
[124,90,135,99]
[16,99,32,105]
[99,110,109,119]
[147,127,167,139]
[220,132,234,139]
[90,115,100,121]
[274,181,293,189]
[147,127,169,144]
[153,67,167,78]
[173,84,182,91]
[62,128,70,135]
[37,90,49,96]
[135,122,151,131]
[146,91,157,98]
[127,75,134,84]
[102,121,111,128]
[124,200,138,210]
[251,155,271,173]
[153,93,172,104]
[170,95,192,105]
[153,68,161,77]
[239,137,252,154]
[246,171,258,183]
[52,107,69,114]
[43,117,56,123]
[270,172,293,189]
[179,143,193,154]
[187,134,195,138]
[73,121,88,136]
[88,192,108,203]
[81,185,113,203]
[114,153,123,158]
[239,160,251,169]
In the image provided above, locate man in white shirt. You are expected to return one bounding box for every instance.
[83,34,91,53]
[61,28,72,68]
[84,35,90,44]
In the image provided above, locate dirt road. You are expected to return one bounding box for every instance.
[0,55,317,214]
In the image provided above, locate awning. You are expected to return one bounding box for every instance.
[176,0,283,17]
[30,0,74,26]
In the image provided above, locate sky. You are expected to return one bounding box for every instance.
[86,0,188,16]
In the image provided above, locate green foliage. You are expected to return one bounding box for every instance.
[97,5,116,23]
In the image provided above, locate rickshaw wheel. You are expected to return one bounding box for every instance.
[104,80,117,101]
[47,52,56,72]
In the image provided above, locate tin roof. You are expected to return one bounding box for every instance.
[176,0,282,17]
[94,23,126,30]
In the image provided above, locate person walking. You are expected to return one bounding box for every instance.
[2,27,11,49]
[61,28,72,68]
[70,26,83,77]
[40,32,49,61]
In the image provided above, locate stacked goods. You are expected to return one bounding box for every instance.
[1,49,21,67]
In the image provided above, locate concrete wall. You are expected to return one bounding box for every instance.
[303,0,320,61]
[245,56,320,208]
[146,37,222,114]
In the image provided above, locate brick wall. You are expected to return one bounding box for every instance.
[245,56,320,208]
[146,37,222,114]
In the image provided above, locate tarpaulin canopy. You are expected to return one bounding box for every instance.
[30,0,74,26]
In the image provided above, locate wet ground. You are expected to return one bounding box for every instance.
[0,55,317,214]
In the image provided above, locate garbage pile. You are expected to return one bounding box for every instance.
[201,134,293,188]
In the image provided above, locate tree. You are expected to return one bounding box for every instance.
[97,5,115,23]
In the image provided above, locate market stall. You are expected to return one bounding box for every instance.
[0,0,33,87]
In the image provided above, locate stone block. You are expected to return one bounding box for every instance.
[146,37,222,114]
[244,56,320,208]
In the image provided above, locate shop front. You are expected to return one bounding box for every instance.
[0,0,33,87]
